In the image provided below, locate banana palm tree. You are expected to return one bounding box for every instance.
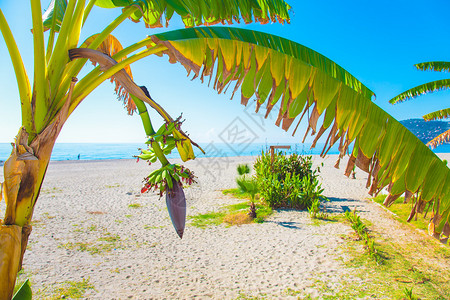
[0,1,449,299]
[0,1,291,298]
[389,61,450,149]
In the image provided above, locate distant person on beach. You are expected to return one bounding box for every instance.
[77,154,80,160]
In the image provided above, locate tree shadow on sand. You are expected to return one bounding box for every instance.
[325,197,369,213]
[268,221,302,229]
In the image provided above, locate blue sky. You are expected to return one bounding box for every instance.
[0,0,449,144]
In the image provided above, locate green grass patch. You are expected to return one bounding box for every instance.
[144,225,165,230]
[327,235,450,299]
[128,203,142,209]
[59,232,122,255]
[105,184,121,188]
[188,211,226,228]
[188,201,273,228]
[371,194,430,232]
[38,278,95,299]
[41,187,63,194]
[303,212,450,299]
[222,188,255,200]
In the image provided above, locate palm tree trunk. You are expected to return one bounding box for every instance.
[0,224,23,300]
[0,103,68,299]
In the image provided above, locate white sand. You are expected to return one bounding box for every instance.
[1,153,449,299]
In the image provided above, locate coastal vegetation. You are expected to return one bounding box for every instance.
[334,215,450,300]
[196,151,328,227]
[255,151,327,210]
[344,209,383,264]
[0,0,449,298]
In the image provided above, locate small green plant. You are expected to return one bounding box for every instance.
[308,198,321,219]
[237,164,251,176]
[308,197,329,220]
[128,203,142,209]
[236,177,258,218]
[403,286,418,300]
[235,164,259,219]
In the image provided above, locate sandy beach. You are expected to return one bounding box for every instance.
[1,153,449,299]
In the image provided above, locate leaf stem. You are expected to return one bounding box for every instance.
[82,0,97,26]
[132,95,169,166]
[31,0,48,133]
[0,9,33,133]
[69,45,166,114]
[56,5,138,103]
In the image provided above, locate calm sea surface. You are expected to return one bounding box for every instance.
[0,142,449,162]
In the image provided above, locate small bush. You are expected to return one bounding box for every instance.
[254,151,327,209]
[308,198,320,218]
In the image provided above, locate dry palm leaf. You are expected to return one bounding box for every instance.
[81,34,137,114]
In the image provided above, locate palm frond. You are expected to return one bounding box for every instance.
[148,26,450,239]
[423,108,450,121]
[81,34,136,114]
[95,0,291,28]
[415,61,450,72]
[389,79,450,104]
[426,129,450,149]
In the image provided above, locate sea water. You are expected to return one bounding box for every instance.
[0,142,449,162]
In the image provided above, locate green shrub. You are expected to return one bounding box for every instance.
[254,150,326,209]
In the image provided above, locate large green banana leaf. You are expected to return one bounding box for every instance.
[95,0,291,28]
[146,27,450,240]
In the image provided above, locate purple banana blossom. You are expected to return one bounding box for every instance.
[166,180,186,238]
